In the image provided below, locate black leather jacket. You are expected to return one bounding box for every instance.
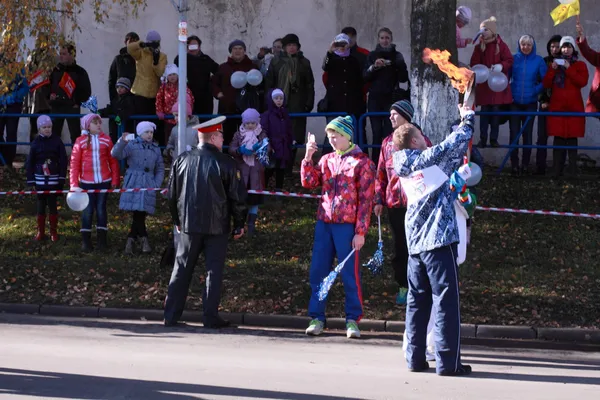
[168,143,247,235]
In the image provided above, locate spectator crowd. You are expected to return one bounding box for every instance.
[1,5,599,327]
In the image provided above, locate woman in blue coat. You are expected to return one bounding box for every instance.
[509,35,547,176]
[111,121,165,254]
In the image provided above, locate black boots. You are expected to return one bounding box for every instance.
[97,230,108,251]
[81,232,93,253]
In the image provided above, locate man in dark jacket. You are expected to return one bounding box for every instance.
[164,116,247,329]
[212,40,258,145]
[107,32,138,139]
[266,33,315,170]
[49,43,92,143]
[364,28,409,165]
[536,34,562,175]
[174,35,219,116]
[108,32,138,102]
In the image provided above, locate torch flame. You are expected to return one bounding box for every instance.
[422,48,473,94]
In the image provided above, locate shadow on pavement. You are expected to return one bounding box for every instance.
[462,352,600,368]
[471,371,600,386]
[0,313,401,345]
[0,367,364,400]
[464,358,600,372]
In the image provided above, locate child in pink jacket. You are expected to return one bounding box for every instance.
[301,116,376,339]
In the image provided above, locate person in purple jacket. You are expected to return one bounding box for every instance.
[261,89,293,192]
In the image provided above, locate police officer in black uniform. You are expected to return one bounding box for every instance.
[164,116,247,329]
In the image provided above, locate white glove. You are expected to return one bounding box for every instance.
[457,163,472,181]
[491,64,502,72]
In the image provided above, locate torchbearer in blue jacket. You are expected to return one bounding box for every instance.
[392,105,475,376]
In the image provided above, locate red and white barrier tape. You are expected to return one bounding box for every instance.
[0,188,598,219]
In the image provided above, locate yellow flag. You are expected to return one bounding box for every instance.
[550,0,581,26]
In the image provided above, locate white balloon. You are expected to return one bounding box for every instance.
[559,0,577,4]
[247,69,263,86]
[488,71,509,92]
[466,163,483,187]
[67,192,90,211]
[472,64,490,84]
[230,71,248,89]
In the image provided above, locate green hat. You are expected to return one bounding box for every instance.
[326,116,354,141]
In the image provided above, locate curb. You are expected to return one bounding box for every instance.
[1,303,599,345]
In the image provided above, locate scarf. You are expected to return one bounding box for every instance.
[240,124,262,167]
[334,48,351,57]
[277,53,302,100]
[554,54,578,89]
[336,143,355,156]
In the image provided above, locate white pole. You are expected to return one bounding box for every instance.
[176,0,189,156]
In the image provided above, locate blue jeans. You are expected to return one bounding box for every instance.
[479,105,501,143]
[79,182,111,232]
[405,244,462,375]
[308,221,363,323]
[509,103,537,168]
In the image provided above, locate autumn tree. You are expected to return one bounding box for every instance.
[0,0,147,95]
[410,0,459,144]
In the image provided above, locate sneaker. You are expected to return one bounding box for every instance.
[346,320,360,339]
[438,364,472,377]
[396,288,408,305]
[305,319,324,336]
[426,347,436,362]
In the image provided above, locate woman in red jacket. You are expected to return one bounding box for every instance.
[542,36,589,177]
[70,114,120,252]
[470,16,514,148]
[576,21,600,113]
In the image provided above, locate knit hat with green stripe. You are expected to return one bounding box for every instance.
[325,116,354,141]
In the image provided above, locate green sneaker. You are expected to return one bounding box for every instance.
[305,319,324,336]
[396,288,408,305]
[346,320,360,339]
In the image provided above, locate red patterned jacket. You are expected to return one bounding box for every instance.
[69,132,120,187]
[155,81,194,125]
[301,145,375,236]
[375,132,432,209]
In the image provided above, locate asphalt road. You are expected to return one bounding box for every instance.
[0,314,598,400]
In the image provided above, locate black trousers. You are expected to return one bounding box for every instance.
[553,137,578,174]
[50,105,81,144]
[128,211,148,238]
[0,103,23,166]
[36,194,58,215]
[388,207,409,288]
[264,159,285,189]
[164,232,229,324]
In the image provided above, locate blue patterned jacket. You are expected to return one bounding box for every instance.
[392,113,475,255]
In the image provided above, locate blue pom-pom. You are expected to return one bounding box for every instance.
[363,241,384,276]
[81,95,98,113]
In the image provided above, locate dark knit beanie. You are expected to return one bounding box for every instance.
[228,39,246,53]
[390,100,414,123]
[281,33,301,49]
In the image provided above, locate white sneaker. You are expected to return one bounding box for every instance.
[346,320,360,339]
[426,347,436,362]
[305,319,324,336]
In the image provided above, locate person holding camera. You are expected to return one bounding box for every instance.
[127,30,167,143]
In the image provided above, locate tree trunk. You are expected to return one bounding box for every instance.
[411,0,459,144]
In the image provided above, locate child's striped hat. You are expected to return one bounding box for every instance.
[326,116,354,141]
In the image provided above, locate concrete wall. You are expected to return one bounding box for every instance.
[12,0,600,164]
